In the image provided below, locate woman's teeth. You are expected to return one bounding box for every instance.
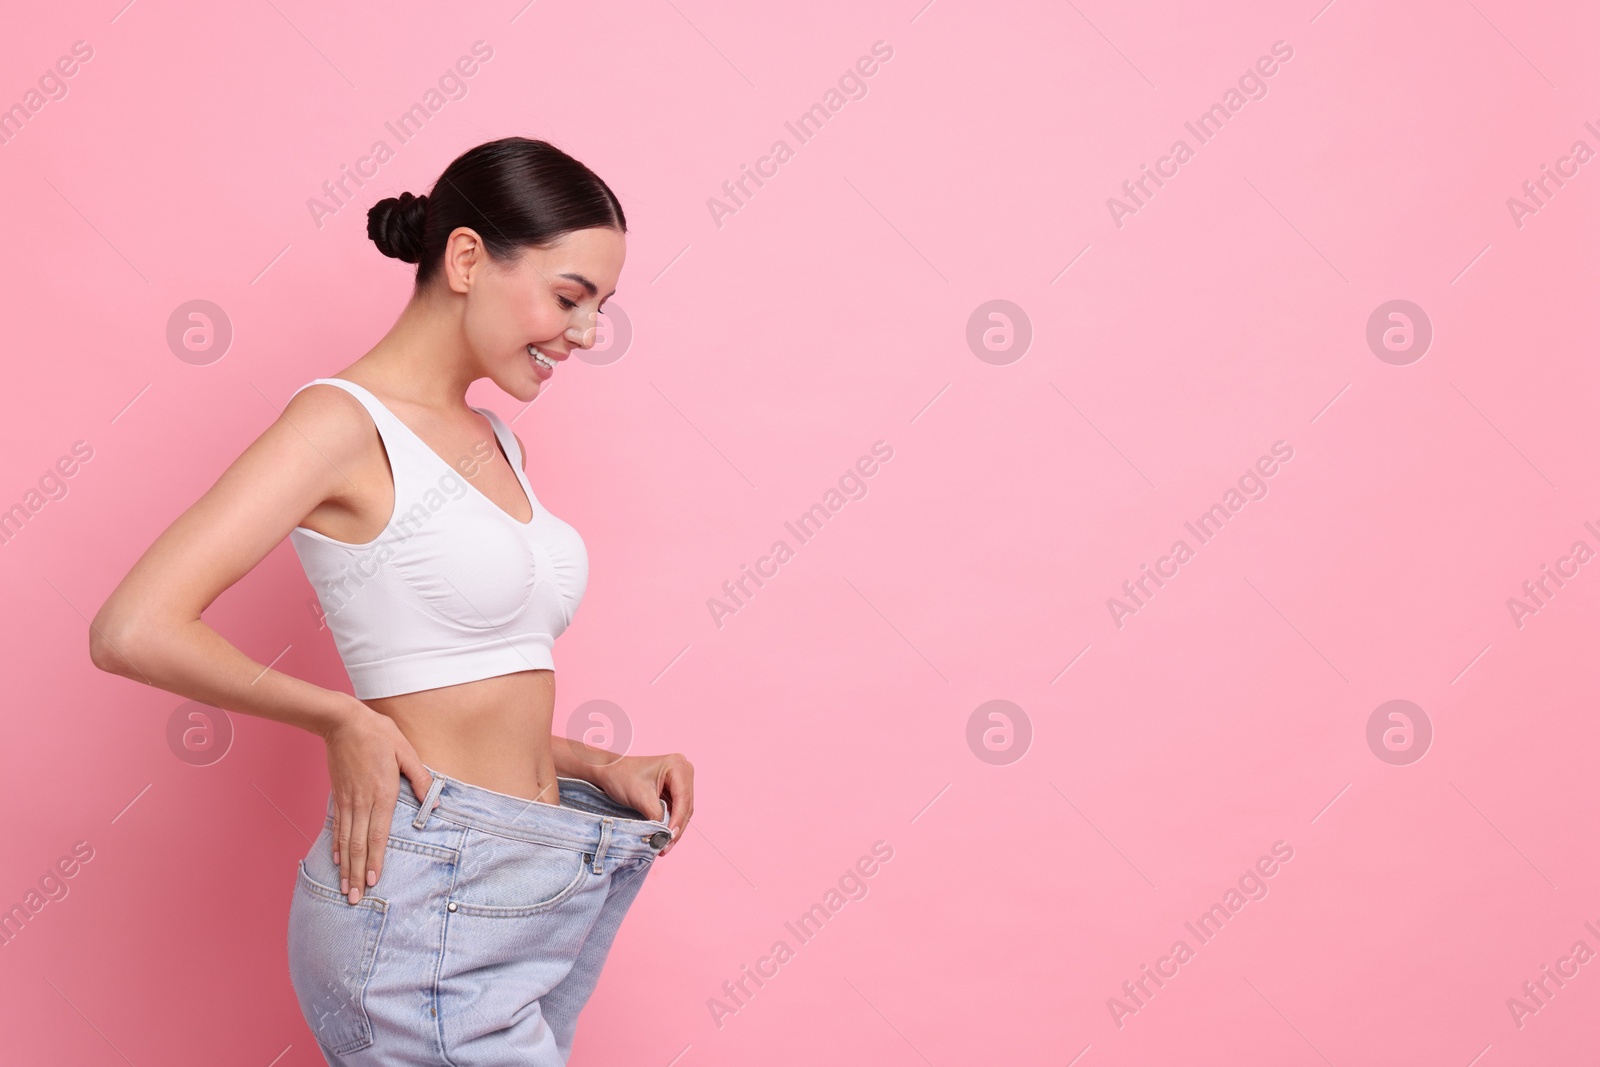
[528,345,554,370]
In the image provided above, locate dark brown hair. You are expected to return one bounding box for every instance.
[367,136,626,289]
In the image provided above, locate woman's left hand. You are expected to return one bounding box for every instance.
[596,752,694,856]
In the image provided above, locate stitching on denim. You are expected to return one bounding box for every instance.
[293,861,389,1054]
[321,815,459,863]
[334,901,389,1054]
[415,806,658,862]
[433,825,467,1067]
[296,860,389,910]
[384,837,459,862]
[444,856,591,918]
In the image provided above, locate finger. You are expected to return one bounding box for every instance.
[660,765,693,855]
[674,764,695,835]
[365,793,394,889]
[346,803,371,904]
[331,799,342,868]
[336,799,354,896]
[398,751,434,814]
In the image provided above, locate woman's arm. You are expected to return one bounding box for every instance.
[90,384,371,737]
[550,734,630,784]
[90,383,434,904]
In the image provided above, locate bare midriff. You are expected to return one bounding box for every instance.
[296,381,567,806]
[364,670,562,805]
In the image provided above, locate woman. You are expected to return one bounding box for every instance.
[89,136,694,1065]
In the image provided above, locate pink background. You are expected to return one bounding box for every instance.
[4,0,1599,1063]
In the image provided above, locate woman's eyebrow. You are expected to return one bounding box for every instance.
[557,272,615,301]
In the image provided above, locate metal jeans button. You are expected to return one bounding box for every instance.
[447,901,457,912]
[646,831,671,850]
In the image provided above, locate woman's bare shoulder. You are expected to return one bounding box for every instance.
[277,380,385,460]
[88,380,383,642]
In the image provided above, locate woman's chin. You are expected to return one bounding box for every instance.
[491,369,544,403]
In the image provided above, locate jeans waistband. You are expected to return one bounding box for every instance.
[390,766,673,865]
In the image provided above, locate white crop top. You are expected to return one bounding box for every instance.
[287,378,588,700]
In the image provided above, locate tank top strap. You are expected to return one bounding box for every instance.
[288,378,437,501]
[472,405,523,468]
[290,379,421,453]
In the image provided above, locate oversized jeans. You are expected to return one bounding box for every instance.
[286,768,671,1065]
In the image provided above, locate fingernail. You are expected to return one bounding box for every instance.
[366,870,377,887]
[341,877,349,894]
[333,850,340,864]
[349,887,361,904]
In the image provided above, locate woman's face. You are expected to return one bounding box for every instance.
[454,225,625,402]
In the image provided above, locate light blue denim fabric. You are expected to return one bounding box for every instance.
[287,767,671,1065]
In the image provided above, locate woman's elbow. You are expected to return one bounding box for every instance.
[88,607,146,677]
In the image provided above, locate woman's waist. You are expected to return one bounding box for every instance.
[367,670,559,794]
[365,669,555,727]
[408,769,668,838]
[317,769,671,860]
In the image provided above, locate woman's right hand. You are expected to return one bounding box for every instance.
[321,699,433,904]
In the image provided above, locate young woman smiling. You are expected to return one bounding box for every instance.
[90,136,693,1065]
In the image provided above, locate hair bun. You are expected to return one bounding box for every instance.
[367,192,428,262]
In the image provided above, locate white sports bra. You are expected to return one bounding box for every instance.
[287,378,588,700]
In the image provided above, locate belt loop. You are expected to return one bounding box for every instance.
[592,817,614,874]
[412,773,448,830]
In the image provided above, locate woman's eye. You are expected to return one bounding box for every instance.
[557,296,578,310]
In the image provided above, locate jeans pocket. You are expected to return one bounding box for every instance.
[449,832,592,918]
[287,860,388,1054]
